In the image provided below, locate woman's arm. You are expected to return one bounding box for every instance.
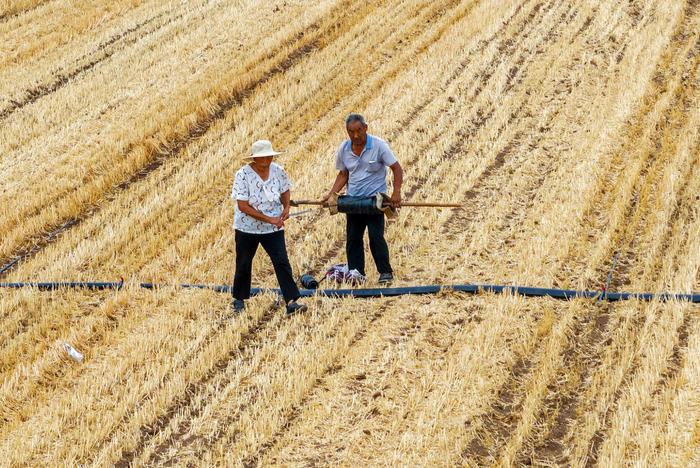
[280,190,291,220]
[237,200,284,228]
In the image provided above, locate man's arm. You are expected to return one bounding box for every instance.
[388,161,403,208]
[321,170,349,205]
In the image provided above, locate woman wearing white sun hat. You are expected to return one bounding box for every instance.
[230,140,306,315]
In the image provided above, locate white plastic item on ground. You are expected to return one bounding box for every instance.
[325,264,367,284]
[63,342,84,363]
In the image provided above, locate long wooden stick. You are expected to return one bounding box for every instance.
[290,200,325,206]
[290,199,462,208]
[399,202,463,208]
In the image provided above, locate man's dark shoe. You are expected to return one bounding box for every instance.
[286,300,308,315]
[232,299,245,312]
[378,272,394,285]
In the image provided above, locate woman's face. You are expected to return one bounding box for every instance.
[252,156,273,169]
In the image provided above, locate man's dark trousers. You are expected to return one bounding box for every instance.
[233,229,300,302]
[346,213,392,276]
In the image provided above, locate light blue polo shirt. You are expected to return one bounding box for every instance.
[335,134,398,197]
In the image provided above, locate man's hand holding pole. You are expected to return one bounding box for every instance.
[388,161,403,208]
[323,169,349,206]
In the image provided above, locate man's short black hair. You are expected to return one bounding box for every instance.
[345,113,367,126]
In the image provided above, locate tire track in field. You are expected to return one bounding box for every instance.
[390,0,530,138]
[636,125,700,290]
[460,301,595,463]
[0,0,371,278]
[460,1,658,280]
[460,342,539,463]
[584,141,699,464]
[645,316,700,459]
[439,4,597,269]
[0,0,54,23]
[110,302,281,467]
[593,28,699,293]
[444,4,580,223]
[550,42,698,293]
[515,42,697,468]
[278,0,529,147]
[0,5,188,121]
[524,303,618,465]
[589,304,695,465]
[0,4,188,269]
[520,87,696,460]
[650,311,696,399]
[401,0,563,202]
[643,139,700,406]
[164,298,400,466]
[267,0,441,146]
[240,297,460,466]
[526,9,700,463]
[619,35,699,289]
[585,67,698,463]
[456,2,662,461]
[437,4,579,242]
[444,0,657,283]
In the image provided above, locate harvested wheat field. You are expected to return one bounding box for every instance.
[1,0,699,465]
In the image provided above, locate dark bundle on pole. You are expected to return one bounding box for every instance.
[290,193,462,218]
[336,195,383,215]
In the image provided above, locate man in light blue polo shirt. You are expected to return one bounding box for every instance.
[321,113,403,284]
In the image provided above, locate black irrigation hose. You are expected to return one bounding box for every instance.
[0,257,21,276]
[0,281,698,303]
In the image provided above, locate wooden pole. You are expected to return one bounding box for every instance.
[398,202,463,208]
[291,199,462,208]
[289,200,326,206]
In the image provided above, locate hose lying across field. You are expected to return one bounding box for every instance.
[0,281,698,303]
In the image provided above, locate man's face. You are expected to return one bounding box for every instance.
[346,121,368,145]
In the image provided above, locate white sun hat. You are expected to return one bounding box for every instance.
[246,139,284,159]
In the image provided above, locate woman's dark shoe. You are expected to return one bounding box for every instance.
[378,272,394,284]
[232,299,245,312]
[286,300,308,315]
